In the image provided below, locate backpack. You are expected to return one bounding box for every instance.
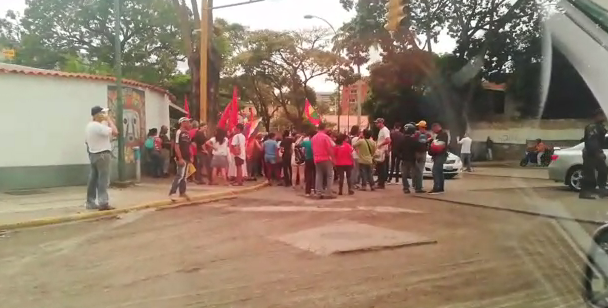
[144,137,155,150]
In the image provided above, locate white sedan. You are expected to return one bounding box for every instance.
[424,152,463,179]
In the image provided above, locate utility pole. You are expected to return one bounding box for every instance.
[199,0,265,124]
[114,0,125,182]
[199,0,209,123]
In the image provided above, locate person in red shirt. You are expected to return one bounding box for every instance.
[311,123,336,199]
[334,133,355,195]
[187,121,199,181]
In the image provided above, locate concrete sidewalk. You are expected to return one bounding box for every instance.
[0,179,261,227]
[416,187,607,224]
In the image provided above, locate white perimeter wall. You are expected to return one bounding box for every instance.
[0,74,171,167]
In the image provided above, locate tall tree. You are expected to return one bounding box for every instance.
[235,28,343,128]
[10,0,184,84]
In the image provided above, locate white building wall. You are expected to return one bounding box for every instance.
[0,74,171,168]
[0,74,105,167]
[144,89,170,131]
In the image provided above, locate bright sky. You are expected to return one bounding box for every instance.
[0,0,455,92]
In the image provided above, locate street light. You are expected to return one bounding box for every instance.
[303,14,342,131]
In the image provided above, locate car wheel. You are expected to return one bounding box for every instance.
[567,166,583,191]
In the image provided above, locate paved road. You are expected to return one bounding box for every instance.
[0,177,595,308]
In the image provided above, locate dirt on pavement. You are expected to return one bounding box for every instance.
[0,187,595,308]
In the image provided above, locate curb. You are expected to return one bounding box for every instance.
[413,194,604,225]
[463,173,548,181]
[0,182,269,231]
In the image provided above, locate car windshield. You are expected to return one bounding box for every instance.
[5,0,608,307]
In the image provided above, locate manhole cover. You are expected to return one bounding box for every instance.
[275,220,436,256]
[5,189,48,196]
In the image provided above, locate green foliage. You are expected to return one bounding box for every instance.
[233,28,341,128]
[1,0,183,84]
[163,73,191,103]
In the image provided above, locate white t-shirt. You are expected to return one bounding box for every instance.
[351,136,360,159]
[377,126,391,151]
[459,136,472,154]
[231,133,247,160]
[85,121,112,153]
[209,137,229,156]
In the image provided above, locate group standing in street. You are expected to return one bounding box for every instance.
[85,103,461,207]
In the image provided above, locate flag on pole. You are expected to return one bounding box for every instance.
[244,118,262,140]
[229,86,239,131]
[304,99,321,126]
[184,96,190,118]
[218,86,238,129]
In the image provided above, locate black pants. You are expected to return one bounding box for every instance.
[376,159,389,187]
[581,153,608,194]
[282,155,292,186]
[389,153,401,182]
[336,165,353,194]
[304,159,316,194]
[148,150,163,177]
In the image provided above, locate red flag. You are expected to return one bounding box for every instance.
[229,86,238,130]
[184,96,190,118]
[305,99,321,126]
[218,86,238,129]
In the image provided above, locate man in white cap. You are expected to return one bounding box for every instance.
[169,117,192,201]
[374,118,391,189]
[85,105,118,210]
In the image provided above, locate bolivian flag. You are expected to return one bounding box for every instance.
[304,99,321,126]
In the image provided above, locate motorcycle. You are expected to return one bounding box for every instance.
[519,148,554,167]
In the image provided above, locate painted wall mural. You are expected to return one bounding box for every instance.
[107,86,146,163]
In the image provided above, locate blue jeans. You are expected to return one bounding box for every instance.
[86,151,112,209]
[315,160,334,197]
[432,154,447,191]
[169,163,187,195]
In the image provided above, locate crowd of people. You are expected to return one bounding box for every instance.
[85,103,455,209]
[141,116,453,201]
[255,117,451,199]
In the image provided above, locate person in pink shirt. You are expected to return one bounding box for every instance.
[334,133,355,195]
[311,123,335,199]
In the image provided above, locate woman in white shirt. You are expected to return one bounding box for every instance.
[206,128,229,184]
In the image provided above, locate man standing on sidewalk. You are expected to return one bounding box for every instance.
[85,106,118,211]
[374,118,391,189]
[388,122,404,185]
[159,125,171,177]
[399,123,422,194]
[413,121,430,192]
[457,133,473,172]
[429,123,449,194]
[312,123,336,199]
[169,117,192,201]
[231,123,247,186]
[193,123,210,184]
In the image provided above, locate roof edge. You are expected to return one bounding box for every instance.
[0,65,177,102]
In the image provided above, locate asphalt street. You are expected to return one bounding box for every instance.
[0,175,598,308]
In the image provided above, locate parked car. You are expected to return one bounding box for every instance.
[423,152,463,179]
[548,138,607,191]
